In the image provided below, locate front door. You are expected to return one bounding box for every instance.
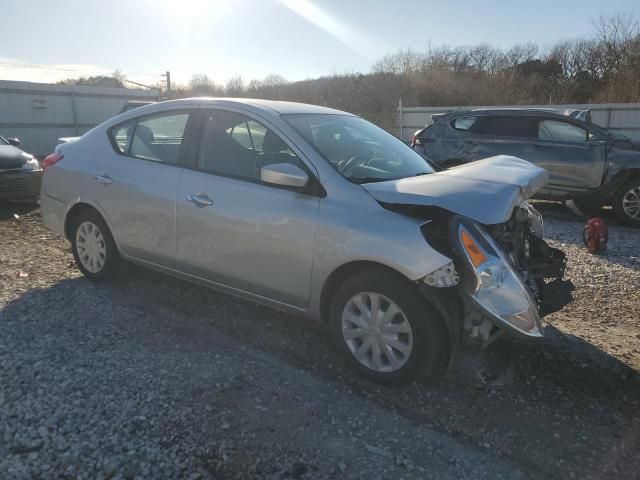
[527,118,606,195]
[176,109,320,307]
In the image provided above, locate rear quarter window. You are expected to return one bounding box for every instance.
[451,117,477,131]
[111,122,134,153]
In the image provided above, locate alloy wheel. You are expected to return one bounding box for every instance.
[622,185,640,220]
[341,292,414,373]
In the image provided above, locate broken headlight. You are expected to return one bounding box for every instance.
[21,158,41,171]
[522,202,543,238]
[453,217,543,338]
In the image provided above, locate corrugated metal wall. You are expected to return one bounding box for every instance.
[0,80,159,156]
[398,103,640,143]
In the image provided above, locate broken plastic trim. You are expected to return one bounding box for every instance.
[423,262,460,288]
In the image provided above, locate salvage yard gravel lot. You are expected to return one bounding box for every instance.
[1,202,639,479]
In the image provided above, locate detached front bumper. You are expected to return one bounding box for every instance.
[0,169,42,200]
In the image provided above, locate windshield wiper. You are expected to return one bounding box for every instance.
[349,176,389,184]
[351,172,432,184]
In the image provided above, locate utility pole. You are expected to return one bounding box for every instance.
[162,71,171,96]
[159,71,172,99]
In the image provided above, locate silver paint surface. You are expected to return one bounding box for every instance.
[363,156,548,225]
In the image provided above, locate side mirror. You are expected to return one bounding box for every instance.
[7,137,20,147]
[261,163,309,188]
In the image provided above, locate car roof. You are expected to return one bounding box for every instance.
[451,108,581,119]
[138,97,353,117]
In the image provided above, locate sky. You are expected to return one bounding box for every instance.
[0,0,637,88]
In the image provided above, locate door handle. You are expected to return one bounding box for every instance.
[94,174,113,185]
[186,193,214,207]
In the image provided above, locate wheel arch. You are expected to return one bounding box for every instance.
[620,167,640,181]
[319,261,408,324]
[612,173,640,226]
[64,202,111,241]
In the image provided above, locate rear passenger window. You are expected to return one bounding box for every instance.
[110,112,190,164]
[474,117,536,138]
[538,120,587,143]
[129,113,189,164]
[451,117,477,131]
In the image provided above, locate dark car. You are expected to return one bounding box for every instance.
[412,109,640,226]
[0,136,42,201]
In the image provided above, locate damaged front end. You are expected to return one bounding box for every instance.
[369,155,569,346]
[417,203,566,346]
[459,204,566,343]
[383,201,565,350]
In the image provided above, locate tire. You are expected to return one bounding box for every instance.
[70,209,122,282]
[329,268,448,385]
[613,179,640,227]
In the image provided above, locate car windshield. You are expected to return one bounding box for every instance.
[0,136,8,146]
[282,114,434,183]
[588,122,632,142]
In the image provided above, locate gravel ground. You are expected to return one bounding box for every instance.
[0,202,639,479]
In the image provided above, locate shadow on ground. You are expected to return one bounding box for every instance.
[0,200,39,221]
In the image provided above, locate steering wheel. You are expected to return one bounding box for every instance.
[339,153,372,176]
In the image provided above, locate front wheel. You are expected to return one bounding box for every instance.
[329,269,449,385]
[613,179,640,227]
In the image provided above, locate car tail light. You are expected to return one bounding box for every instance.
[42,153,63,170]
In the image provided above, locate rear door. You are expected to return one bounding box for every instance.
[433,115,537,166]
[527,118,606,194]
[175,109,320,307]
[465,115,537,161]
[94,110,194,266]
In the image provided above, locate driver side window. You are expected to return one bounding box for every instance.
[538,120,587,143]
[198,111,306,182]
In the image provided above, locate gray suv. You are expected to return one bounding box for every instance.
[412,109,640,226]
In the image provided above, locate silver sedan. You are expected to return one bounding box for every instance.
[40,98,567,384]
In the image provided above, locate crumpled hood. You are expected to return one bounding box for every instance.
[363,155,549,225]
[0,145,32,170]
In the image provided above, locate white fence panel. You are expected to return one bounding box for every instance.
[0,80,159,156]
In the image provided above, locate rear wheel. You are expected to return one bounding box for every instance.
[71,210,122,281]
[613,179,640,227]
[329,269,448,385]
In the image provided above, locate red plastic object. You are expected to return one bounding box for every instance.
[583,217,608,254]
